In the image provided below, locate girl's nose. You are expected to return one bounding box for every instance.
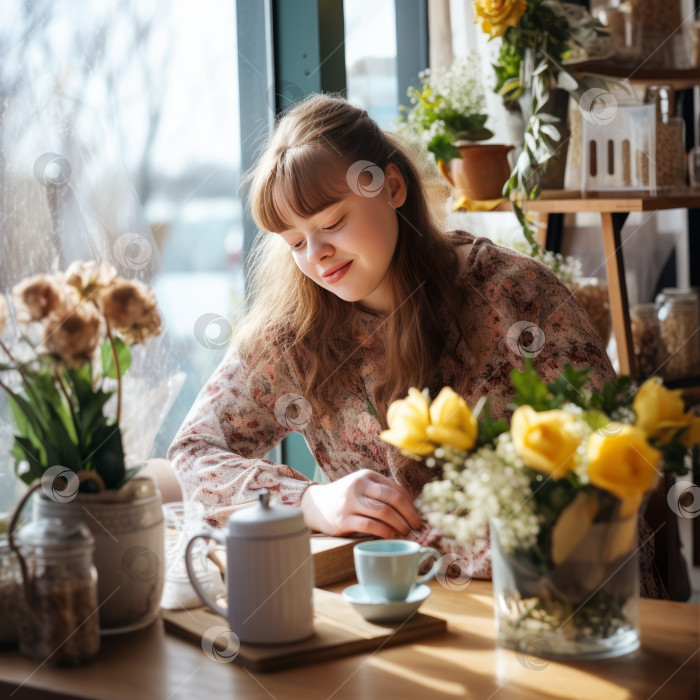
[306,233,333,263]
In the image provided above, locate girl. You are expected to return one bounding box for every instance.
[167,93,614,580]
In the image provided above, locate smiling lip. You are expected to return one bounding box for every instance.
[322,261,352,283]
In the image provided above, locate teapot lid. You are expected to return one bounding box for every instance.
[225,490,307,539]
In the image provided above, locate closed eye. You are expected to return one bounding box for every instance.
[323,217,344,231]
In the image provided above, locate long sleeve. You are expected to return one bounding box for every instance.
[167,345,314,527]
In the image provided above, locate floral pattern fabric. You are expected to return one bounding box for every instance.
[168,231,624,582]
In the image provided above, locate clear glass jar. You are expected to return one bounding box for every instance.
[570,277,612,348]
[630,303,667,379]
[0,537,21,647]
[656,288,700,380]
[490,515,640,660]
[161,501,225,610]
[14,518,100,666]
[645,85,686,188]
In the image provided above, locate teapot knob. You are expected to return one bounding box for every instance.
[258,489,270,509]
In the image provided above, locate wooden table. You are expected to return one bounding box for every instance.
[520,188,700,379]
[1,580,698,700]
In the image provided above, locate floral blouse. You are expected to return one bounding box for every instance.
[168,231,617,582]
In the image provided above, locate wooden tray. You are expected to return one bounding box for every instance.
[163,588,447,672]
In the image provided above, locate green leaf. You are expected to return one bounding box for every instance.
[547,364,593,408]
[101,336,131,379]
[509,357,552,412]
[84,424,125,490]
[476,398,509,447]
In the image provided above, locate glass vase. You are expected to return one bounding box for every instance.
[490,516,640,660]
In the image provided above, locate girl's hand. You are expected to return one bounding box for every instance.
[300,469,424,539]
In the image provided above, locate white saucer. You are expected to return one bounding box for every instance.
[342,584,431,623]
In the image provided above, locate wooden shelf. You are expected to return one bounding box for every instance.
[569,61,700,91]
[518,188,700,214]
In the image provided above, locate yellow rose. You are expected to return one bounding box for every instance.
[425,387,478,452]
[633,377,700,447]
[511,406,582,479]
[473,0,527,41]
[587,424,661,500]
[380,388,435,456]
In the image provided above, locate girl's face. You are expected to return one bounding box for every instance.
[277,163,407,314]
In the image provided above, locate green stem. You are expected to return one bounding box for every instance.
[106,322,121,423]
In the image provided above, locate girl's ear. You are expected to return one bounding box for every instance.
[385,162,407,208]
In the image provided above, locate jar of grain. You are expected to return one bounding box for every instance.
[645,85,686,189]
[570,277,612,348]
[630,303,666,379]
[656,288,700,380]
[14,518,100,666]
[0,537,21,647]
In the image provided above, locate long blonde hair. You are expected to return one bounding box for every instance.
[237,94,469,428]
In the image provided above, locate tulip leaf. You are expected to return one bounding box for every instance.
[101,336,131,380]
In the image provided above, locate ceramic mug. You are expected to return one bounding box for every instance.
[353,540,440,601]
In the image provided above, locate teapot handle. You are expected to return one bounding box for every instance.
[185,531,228,619]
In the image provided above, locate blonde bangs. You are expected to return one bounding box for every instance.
[254,145,349,233]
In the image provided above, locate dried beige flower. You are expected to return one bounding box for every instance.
[101,279,163,345]
[44,301,104,368]
[65,260,118,300]
[0,294,7,337]
[12,275,66,322]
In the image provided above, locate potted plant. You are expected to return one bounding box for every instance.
[380,362,699,659]
[474,0,612,244]
[398,54,513,207]
[0,261,166,633]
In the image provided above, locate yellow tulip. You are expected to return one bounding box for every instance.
[425,387,478,452]
[380,388,435,456]
[587,424,661,500]
[633,377,700,447]
[473,0,527,41]
[510,405,582,479]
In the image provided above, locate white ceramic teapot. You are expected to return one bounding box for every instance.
[184,490,314,645]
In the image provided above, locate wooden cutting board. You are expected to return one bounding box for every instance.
[162,588,447,672]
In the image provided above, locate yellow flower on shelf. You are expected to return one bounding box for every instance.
[380,388,435,456]
[587,424,661,500]
[632,377,700,447]
[426,387,478,452]
[510,405,582,479]
[473,0,527,41]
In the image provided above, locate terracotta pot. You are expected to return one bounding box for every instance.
[439,144,514,201]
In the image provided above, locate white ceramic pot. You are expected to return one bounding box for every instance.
[34,477,164,634]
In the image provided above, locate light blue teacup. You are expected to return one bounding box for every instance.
[353,540,441,602]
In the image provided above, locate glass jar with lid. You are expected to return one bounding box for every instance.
[630,303,667,379]
[0,536,21,647]
[655,288,700,380]
[570,277,612,348]
[13,517,100,666]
